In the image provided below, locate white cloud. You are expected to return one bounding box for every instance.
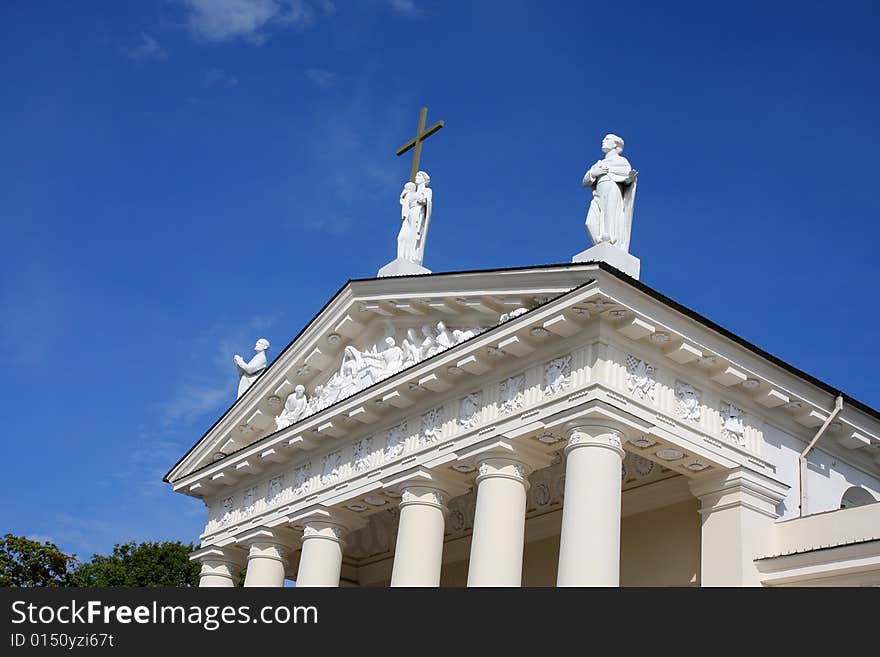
[158,315,276,427]
[124,33,168,61]
[205,67,239,87]
[305,67,336,88]
[388,0,420,17]
[159,382,229,426]
[182,0,331,43]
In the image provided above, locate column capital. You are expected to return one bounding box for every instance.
[565,424,626,459]
[400,486,448,510]
[689,467,789,519]
[382,466,470,501]
[456,437,553,487]
[190,545,246,568]
[235,527,298,562]
[290,505,367,545]
[192,546,246,588]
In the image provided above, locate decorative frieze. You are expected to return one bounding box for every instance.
[267,476,283,502]
[421,407,445,444]
[321,450,344,486]
[352,438,373,472]
[460,392,482,429]
[243,486,257,514]
[626,354,656,401]
[721,402,746,446]
[385,423,407,460]
[293,464,312,496]
[544,355,572,396]
[498,374,525,414]
[675,381,702,421]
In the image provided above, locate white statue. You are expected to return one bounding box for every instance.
[233,338,270,398]
[419,324,438,358]
[402,327,422,367]
[379,337,404,376]
[306,385,325,415]
[435,321,455,351]
[499,307,529,323]
[275,384,307,430]
[397,182,417,261]
[452,327,478,344]
[583,134,637,253]
[396,171,433,265]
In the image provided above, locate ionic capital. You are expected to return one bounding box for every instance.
[565,424,626,458]
[190,545,246,571]
[290,505,366,546]
[235,528,298,562]
[457,437,553,489]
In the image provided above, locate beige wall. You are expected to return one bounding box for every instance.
[437,499,701,587]
[620,499,700,586]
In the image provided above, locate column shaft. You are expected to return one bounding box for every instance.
[242,542,287,587]
[391,487,448,587]
[295,524,346,587]
[556,426,625,586]
[467,459,530,587]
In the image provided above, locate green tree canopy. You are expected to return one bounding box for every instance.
[69,541,201,588]
[0,534,76,587]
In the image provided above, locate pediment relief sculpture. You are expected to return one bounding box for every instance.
[273,320,486,431]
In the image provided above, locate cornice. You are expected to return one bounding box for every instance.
[166,265,599,482]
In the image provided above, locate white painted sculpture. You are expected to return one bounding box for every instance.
[583,134,637,253]
[234,338,270,398]
[435,321,455,351]
[275,384,307,430]
[396,182,417,261]
[270,323,487,431]
[675,381,702,421]
[721,402,746,446]
[380,171,433,277]
[379,337,404,376]
[626,355,656,401]
[396,171,433,266]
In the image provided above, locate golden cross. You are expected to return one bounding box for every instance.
[396,106,445,183]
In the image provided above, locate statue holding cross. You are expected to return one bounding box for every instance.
[378,107,445,278]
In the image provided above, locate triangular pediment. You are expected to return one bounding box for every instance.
[167,261,880,499]
[165,264,601,481]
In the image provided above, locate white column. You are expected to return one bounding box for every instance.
[391,485,449,587]
[556,425,626,587]
[466,456,532,587]
[689,468,788,587]
[194,547,245,588]
[242,540,288,587]
[295,522,349,587]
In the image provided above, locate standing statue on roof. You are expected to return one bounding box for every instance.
[583,134,638,253]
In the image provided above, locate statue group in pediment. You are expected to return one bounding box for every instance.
[274,320,485,431]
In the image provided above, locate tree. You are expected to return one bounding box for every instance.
[70,541,200,587]
[0,534,76,587]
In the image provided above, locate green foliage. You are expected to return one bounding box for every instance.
[69,541,201,588]
[0,534,76,587]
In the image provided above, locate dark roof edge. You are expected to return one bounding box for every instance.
[164,258,880,483]
[163,275,354,482]
[163,262,597,482]
[592,260,880,422]
[755,536,880,561]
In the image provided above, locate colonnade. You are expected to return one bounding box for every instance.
[194,424,784,587]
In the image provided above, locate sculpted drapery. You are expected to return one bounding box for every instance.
[396,171,433,265]
[583,134,637,253]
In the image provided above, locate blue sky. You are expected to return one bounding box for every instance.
[1,0,878,560]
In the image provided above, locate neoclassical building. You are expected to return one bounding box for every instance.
[165,259,880,587]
